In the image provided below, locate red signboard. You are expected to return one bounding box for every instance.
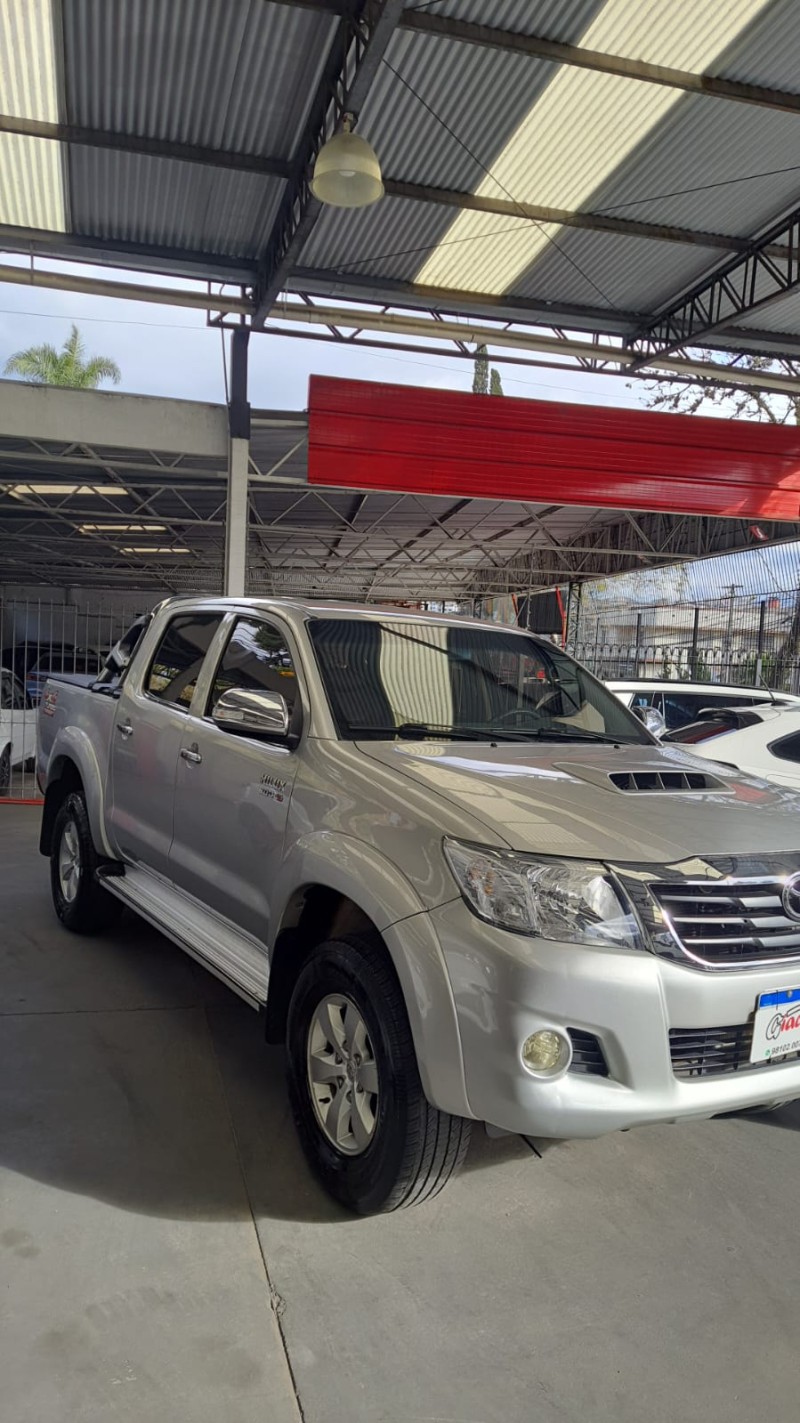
[307,376,800,521]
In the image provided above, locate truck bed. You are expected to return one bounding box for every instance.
[37,678,116,794]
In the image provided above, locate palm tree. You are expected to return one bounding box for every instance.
[4,324,121,388]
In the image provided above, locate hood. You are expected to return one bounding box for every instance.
[358,739,800,863]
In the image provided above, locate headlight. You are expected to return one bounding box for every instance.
[443,838,641,949]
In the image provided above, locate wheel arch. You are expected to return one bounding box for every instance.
[266,851,471,1119]
[40,757,85,854]
[40,727,111,858]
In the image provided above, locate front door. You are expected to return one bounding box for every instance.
[169,614,302,942]
[108,610,224,876]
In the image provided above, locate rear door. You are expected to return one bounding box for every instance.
[107,610,224,876]
[169,614,303,941]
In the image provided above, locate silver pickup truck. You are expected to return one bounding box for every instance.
[37,596,800,1212]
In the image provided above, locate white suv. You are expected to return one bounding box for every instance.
[609,678,800,734]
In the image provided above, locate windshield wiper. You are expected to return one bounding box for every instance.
[514,726,637,744]
[346,721,518,742]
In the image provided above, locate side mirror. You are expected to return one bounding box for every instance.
[632,704,666,738]
[212,686,290,739]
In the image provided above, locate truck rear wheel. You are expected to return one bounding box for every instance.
[50,792,122,934]
[286,933,471,1213]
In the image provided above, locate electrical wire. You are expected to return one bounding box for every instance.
[338,55,621,312]
[316,70,800,295]
[594,162,800,214]
[0,306,206,330]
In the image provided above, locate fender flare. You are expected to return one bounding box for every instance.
[45,726,113,857]
[271,833,472,1120]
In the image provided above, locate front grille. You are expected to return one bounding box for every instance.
[568,1028,609,1076]
[651,879,800,967]
[670,1024,800,1079]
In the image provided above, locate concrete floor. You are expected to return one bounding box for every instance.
[2,809,800,1423]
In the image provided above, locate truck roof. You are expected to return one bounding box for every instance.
[153,594,532,633]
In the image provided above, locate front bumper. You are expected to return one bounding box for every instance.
[429,899,800,1137]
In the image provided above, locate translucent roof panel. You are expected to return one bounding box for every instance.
[1,0,800,356]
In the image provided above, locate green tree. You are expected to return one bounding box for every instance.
[4,323,121,388]
[473,343,505,396]
[472,343,488,395]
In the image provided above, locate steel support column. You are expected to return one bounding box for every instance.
[224,329,251,597]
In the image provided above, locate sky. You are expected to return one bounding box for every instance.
[0,258,651,414]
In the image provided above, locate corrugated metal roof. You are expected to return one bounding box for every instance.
[578,539,800,608]
[3,0,800,362]
[422,1,605,37]
[63,0,336,160]
[299,193,454,285]
[512,230,723,311]
[732,289,800,335]
[713,0,800,91]
[69,148,284,256]
[360,32,557,191]
[584,93,800,238]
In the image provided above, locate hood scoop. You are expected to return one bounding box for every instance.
[609,769,729,793]
[554,763,731,794]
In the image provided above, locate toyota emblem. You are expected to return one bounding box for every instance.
[781,873,800,922]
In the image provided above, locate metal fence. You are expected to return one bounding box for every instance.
[568,587,800,692]
[1,594,149,802]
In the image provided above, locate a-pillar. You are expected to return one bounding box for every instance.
[224,327,250,597]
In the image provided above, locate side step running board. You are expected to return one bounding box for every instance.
[101,865,269,1009]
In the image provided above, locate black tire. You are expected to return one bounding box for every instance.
[286,933,471,1213]
[0,744,10,795]
[50,791,123,934]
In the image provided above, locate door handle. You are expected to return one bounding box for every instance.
[180,744,202,765]
[117,721,134,739]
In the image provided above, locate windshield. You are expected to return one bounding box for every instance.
[308,617,650,744]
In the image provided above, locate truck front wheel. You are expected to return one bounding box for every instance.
[50,792,122,934]
[286,934,471,1213]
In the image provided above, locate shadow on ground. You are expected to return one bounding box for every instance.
[1,877,545,1225]
[2,807,799,1233]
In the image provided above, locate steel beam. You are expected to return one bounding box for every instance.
[265,298,800,394]
[629,202,800,367]
[288,265,639,333]
[382,179,788,259]
[0,114,291,179]
[401,11,800,117]
[0,259,253,316]
[0,116,770,263]
[0,222,258,285]
[252,0,406,327]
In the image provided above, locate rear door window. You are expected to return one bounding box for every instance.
[661,691,761,731]
[769,731,800,765]
[145,613,223,710]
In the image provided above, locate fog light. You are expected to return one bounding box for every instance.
[522,1030,571,1076]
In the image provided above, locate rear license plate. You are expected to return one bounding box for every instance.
[750,987,800,1063]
